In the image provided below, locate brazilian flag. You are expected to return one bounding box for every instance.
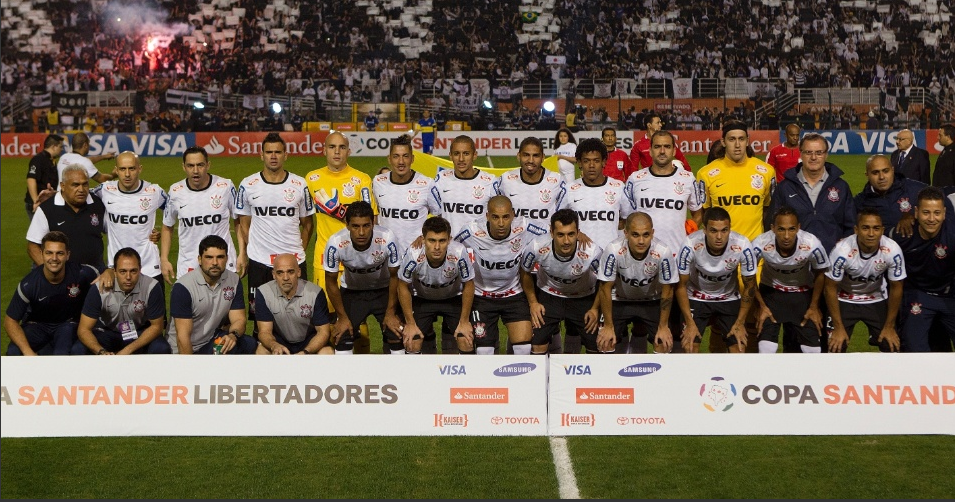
[521,11,539,23]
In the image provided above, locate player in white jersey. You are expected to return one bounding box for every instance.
[676,206,758,353]
[397,217,475,354]
[235,133,315,338]
[596,212,679,354]
[563,138,627,247]
[373,134,442,255]
[751,207,830,353]
[497,137,567,231]
[161,146,242,284]
[92,152,167,286]
[324,201,403,354]
[455,195,547,354]
[433,135,499,236]
[623,131,703,255]
[824,207,906,352]
[521,208,607,354]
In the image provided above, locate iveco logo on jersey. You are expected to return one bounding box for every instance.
[716,195,761,206]
[109,214,148,225]
[493,362,537,376]
[639,198,685,210]
[515,208,550,220]
[480,257,520,270]
[444,203,484,215]
[180,214,223,227]
[618,363,662,377]
[576,210,616,221]
[380,207,420,219]
[254,207,297,217]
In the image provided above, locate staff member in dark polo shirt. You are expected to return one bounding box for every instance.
[25,134,64,220]
[26,165,107,272]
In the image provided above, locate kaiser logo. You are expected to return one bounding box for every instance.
[433,413,469,428]
[751,174,764,190]
[493,362,537,376]
[576,388,634,404]
[910,303,923,315]
[898,197,912,212]
[222,286,236,301]
[560,413,596,427]
[701,376,736,412]
[540,188,552,203]
[210,194,223,209]
[132,300,146,313]
[408,190,420,204]
[450,387,508,403]
[300,304,313,319]
[203,135,225,155]
[618,363,661,377]
[828,187,840,202]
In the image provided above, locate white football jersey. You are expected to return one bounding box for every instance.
[496,170,567,230]
[373,171,442,254]
[433,169,499,236]
[826,235,906,304]
[677,230,757,301]
[521,236,601,298]
[398,240,474,300]
[455,215,547,297]
[752,229,830,293]
[323,226,401,290]
[94,180,167,276]
[623,167,702,256]
[596,238,678,301]
[235,171,314,265]
[564,177,627,248]
[163,175,238,276]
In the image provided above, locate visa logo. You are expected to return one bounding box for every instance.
[439,364,467,375]
[564,365,592,375]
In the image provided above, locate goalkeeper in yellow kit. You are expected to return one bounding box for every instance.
[306,132,377,352]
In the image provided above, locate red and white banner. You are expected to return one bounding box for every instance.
[548,354,954,435]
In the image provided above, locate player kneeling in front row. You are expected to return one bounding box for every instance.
[520,209,609,354]
[596,212,678,354]
[169,235,258,354]
[751,207,831,353]
[324,201,403,354]
[255,253,334,355]
[74,247,171,355]
[676,207,757,353]
[824,207,906,353]
[397,217,476,354]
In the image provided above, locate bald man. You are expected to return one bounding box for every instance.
[305,131,376,352]
[891,128,931,184]
[255,253,334,355]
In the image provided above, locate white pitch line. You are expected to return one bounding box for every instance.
[550,436,581,499]
[486,153,494,168]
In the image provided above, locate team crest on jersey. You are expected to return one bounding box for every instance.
[132,300,146,313]
[934,244,948,258]
[300,304,313,319]
[210,194,223,209]
[283,188,296,202]
[90,213,100,226]
[408,190,420,204]
[223,286,236,301]
[673,182,685,195]
[751,174,764,190]
[910,303,922,315]
[724,258,738,270]
[67,284,80,298]
[644,260,658,276]
[827,187,840,202]
[571,263,584,276]
[372,250,385,263]
[139,197,151,211]
[510,238,523,253]
[540,189,552,203]
[873,259,887,272]
[604,191,617,204]
[694,242,705,251]
[443,266,456,279]
[898,198,912,212]
[755,165,768,174]
[730,244,742,253]
[343,181,356,197]
[798,243,811,252]
[472,185,486,199]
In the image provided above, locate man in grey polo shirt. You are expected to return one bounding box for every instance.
[255,253,333,355]
[74,247,170,355]
[168,235,257,354]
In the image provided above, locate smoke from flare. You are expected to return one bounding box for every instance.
[102,2,191,39]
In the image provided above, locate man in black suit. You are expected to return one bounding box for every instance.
[891,128,931,184]
[933,123,954,188]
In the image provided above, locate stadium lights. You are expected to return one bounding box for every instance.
[192,101,205,109]
[482,100,493,109]
[272,102,283,114]
[543,101,556,112]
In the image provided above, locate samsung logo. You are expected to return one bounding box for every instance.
[618,363,662,377]
[493,363,537,377]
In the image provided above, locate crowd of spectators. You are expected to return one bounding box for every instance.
[2,0,953,132]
